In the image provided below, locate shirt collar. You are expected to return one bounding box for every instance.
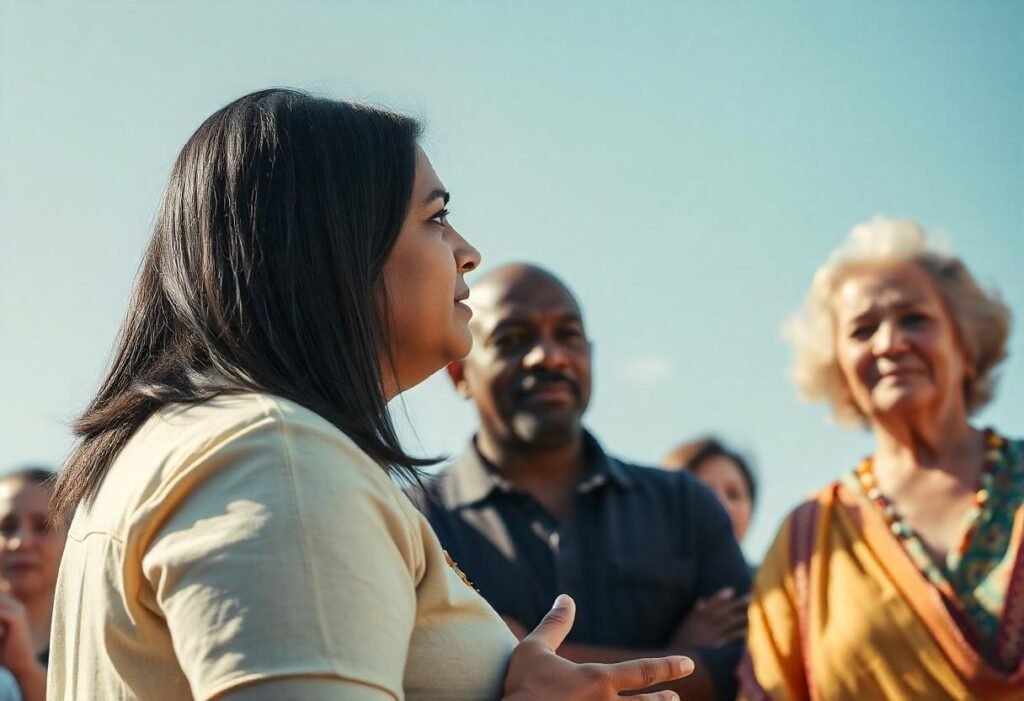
[445,430,634,509]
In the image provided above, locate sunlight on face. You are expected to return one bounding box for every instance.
[381,147,481,397]
[833,260,968,425]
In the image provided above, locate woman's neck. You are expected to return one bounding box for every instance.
[871,403,979,479]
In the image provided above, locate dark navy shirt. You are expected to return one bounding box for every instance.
[409,432,750,701]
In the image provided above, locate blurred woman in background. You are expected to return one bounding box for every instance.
[661,437,756,544]
[741,217,1022,700]
[0,468,65,701]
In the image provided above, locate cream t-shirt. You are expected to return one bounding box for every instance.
[47,393,516,700]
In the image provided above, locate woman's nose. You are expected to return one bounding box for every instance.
[449,225,481,273]
[874,320,910,355]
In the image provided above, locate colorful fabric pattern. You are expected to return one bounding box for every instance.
[844,435,1024,670]
[740,432,1024,701]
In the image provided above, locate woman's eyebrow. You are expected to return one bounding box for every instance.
[422,188,450,205]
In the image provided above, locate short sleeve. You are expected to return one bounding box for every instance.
[136,405,420,700]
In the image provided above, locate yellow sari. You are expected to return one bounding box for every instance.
[740,477,1024,700]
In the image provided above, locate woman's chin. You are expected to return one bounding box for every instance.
[869,391,934,420]
[447,328,474,361]
[2,577,43,600]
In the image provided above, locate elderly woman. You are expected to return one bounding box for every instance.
[740,217,1021,700]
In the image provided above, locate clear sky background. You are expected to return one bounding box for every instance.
[2,1,1021,559]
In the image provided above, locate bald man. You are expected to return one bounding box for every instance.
[410,265,751,701]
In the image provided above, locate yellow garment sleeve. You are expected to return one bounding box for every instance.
[745,515,810,701]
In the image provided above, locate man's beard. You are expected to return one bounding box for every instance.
[510,409,579,449]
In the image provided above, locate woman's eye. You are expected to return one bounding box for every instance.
[902,313,929,327]
[428,208,450,226]
[851,325,875,340]
[0,519,17,538]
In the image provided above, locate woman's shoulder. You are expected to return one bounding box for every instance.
[146,392,380,472]
[86,393,402,537]
[154,392,355,445]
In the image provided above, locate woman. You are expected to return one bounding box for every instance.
[661,438,756,544]
[741,217,1022,700]
[0,469,65,701]
[47,89,691,700]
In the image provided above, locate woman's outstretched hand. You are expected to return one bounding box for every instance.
[503,595,694,701]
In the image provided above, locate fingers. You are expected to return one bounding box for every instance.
[713,622,749,646]
[720,602,749,625]
[709,606,749,645]
[522,594,576,652]
[603,654,694,691]
[698,589,745,612]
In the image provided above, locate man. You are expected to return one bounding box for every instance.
[412,264,751,700]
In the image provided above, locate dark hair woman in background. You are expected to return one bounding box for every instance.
[0,468,64,701]
[661,438,756,544]
[47,89,691,701]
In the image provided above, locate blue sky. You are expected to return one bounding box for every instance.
[2,1,1021,558]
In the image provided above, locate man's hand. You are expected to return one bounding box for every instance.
[669,588,749,649]
[503,595,694,700]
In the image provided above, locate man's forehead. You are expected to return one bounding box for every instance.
[480,299,581,322]
[472,265,578,305]
[469,269,583,334]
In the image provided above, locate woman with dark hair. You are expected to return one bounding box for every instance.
[661,438,756,544]
[0,468,64,701]
[47,89,691,701]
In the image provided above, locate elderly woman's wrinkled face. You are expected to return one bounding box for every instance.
[833,260,969,424]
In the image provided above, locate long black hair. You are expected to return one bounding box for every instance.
[53,89,431,519]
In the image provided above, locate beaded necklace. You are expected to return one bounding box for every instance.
[854,428,1004,596]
